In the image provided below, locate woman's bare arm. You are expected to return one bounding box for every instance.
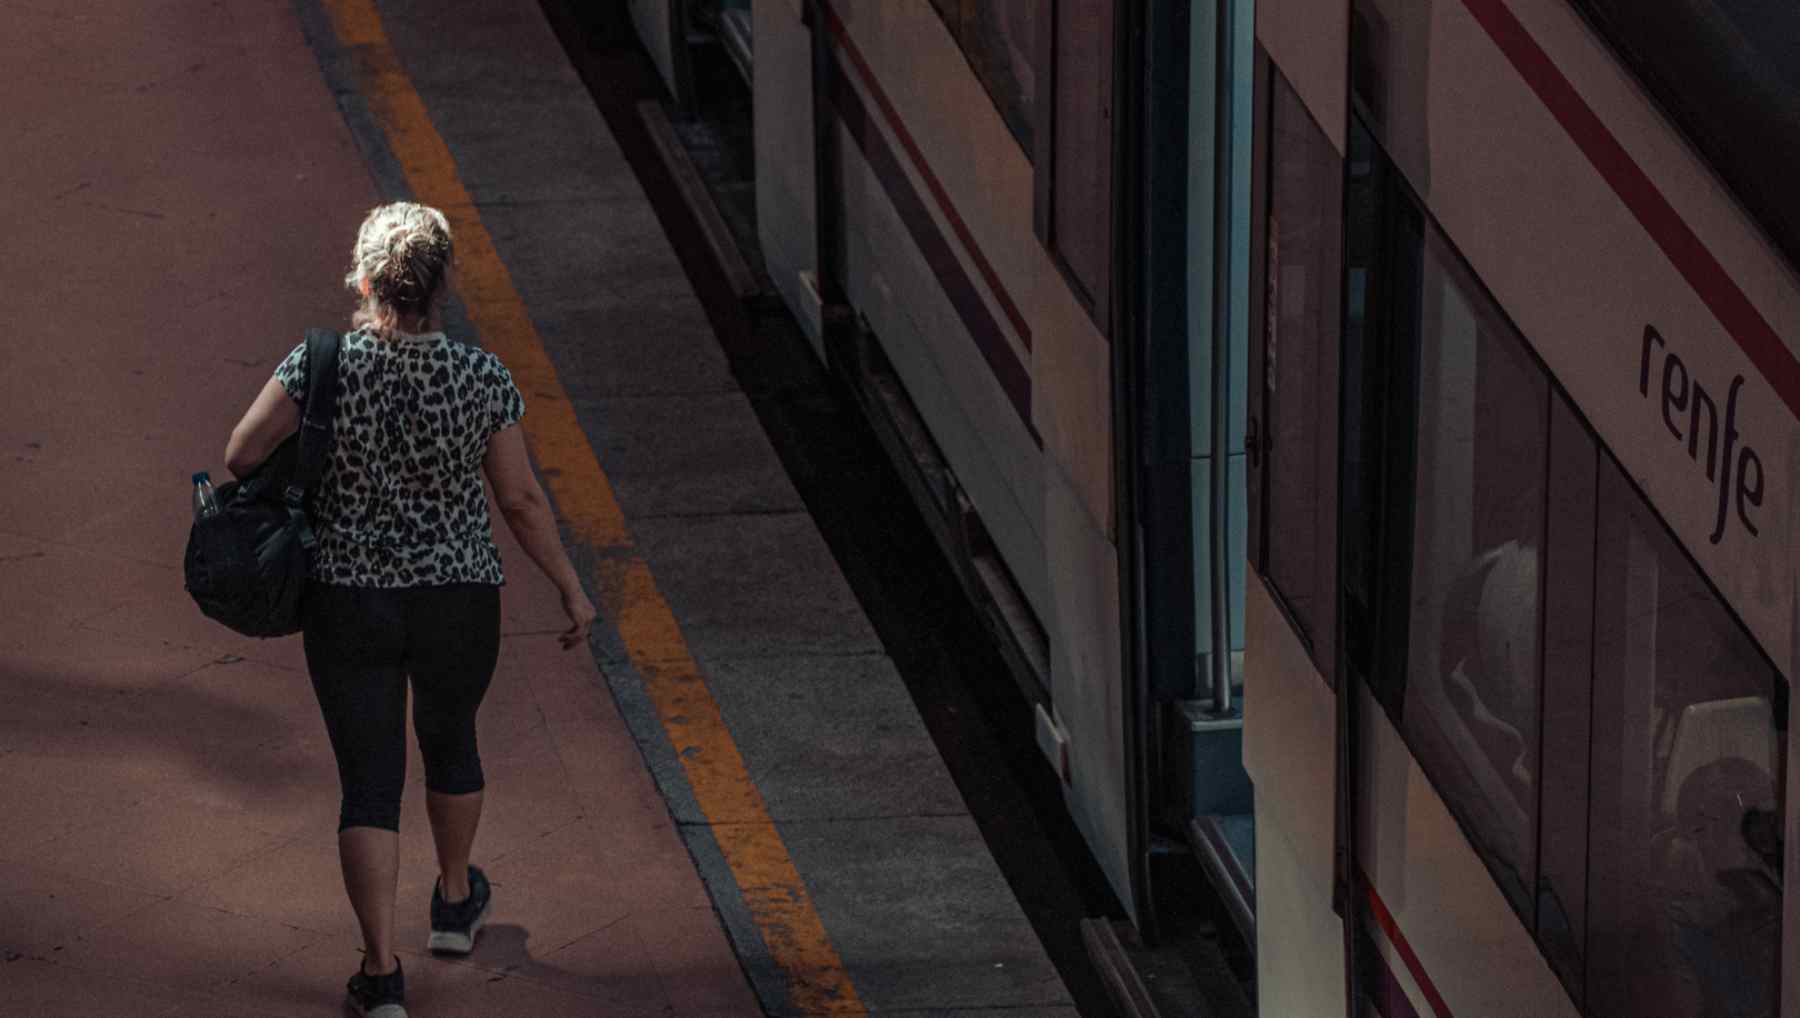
[483,425,596,648]
[224,376,301,478]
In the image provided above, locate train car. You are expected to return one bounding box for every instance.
[703,0,1271,953]
[1247,0,1799,1015]
[749,0,1159,932]
[625,1,1798,1014]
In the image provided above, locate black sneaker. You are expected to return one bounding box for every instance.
[428,865,492,955]
[345,954,406,1017]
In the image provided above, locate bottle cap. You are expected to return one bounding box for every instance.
[192,471,210,484]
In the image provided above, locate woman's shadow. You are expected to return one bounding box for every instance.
[414,920,666,1009]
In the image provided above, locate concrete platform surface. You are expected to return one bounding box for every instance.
[0,2,755,1015]
[1,0,1077,1015]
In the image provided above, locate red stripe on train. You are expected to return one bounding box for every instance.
[1364,878,1456,1018]
[1458,0,1800,423]
[818,1,1034,354]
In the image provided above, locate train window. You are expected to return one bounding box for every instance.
[1584,458,1787,1018]
[1345,106,1554,936]
[1339,117,1407,700]
[1034,0,1114,323]
[925,1,1037,153]
[1568,0,1800,274]
[1344,110,1791,1017]
[1253,70,1340,682]
[1396,223,1549,920]
[1534,394,1599,1002]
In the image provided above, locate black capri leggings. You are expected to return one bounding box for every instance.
[301,582,502,832]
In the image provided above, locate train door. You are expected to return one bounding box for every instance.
[1239,28,1352,1016]
[1128,0,1259,941]
[1178,0,1259,938]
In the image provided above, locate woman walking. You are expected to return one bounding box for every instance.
[222,202,597,1017]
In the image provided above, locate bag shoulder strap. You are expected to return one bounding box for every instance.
[288,328,342,499]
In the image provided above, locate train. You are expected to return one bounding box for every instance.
[622,1,1798,1015]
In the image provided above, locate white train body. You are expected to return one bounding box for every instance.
[1255,1,1796,1015]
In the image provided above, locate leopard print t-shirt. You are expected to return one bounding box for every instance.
[273,328,525,588]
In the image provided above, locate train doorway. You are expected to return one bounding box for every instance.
[1124,0,1258,957]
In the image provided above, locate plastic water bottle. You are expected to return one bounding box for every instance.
[192,471,221,520]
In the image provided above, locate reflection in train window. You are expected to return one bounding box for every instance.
[1585,459,1786,1018]
[1397,225,1548,921]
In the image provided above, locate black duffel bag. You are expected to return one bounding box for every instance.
[184,328,341,637]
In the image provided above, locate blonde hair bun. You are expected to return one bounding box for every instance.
[345,202,453,335]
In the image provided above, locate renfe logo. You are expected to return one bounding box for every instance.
[1639,325,1765,544]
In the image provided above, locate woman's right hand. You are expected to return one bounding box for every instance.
[559,586,598,650]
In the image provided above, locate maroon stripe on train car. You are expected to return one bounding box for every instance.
[1359,924,1426,1018]
[828,41,1039,443]
[820,1,1035,353]
[1459,0,1800,423]
[1364,877,1455,1018]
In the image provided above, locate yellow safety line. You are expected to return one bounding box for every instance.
[318,2,866,1012]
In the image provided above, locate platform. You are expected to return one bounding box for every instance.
[0,0,1074,1015]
